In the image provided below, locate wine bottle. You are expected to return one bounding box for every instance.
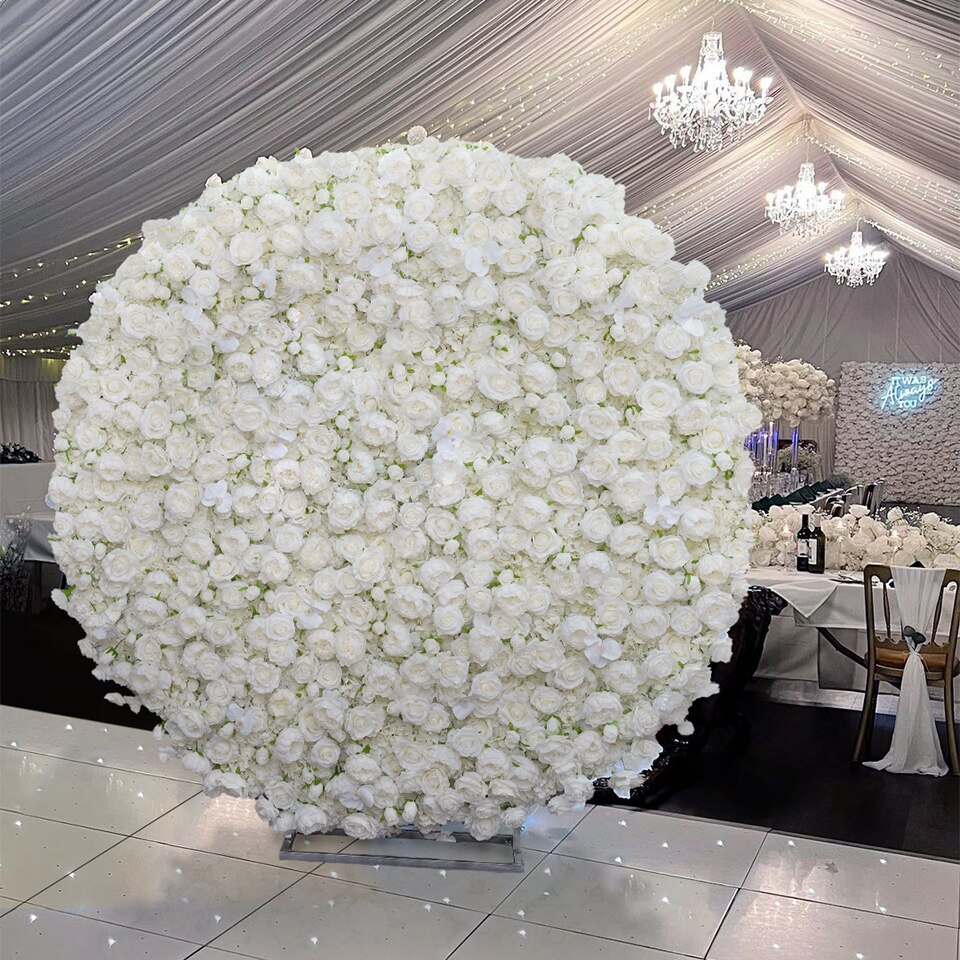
[809,516,826,574]
[796,514,811,572]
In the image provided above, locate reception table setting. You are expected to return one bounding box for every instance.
[748,564,957,671]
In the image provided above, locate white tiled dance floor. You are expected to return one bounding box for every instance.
[1,706,958,960]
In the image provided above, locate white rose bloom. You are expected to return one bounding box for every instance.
[228,230,264,265]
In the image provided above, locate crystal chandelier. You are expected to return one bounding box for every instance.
[825,226,888,286]
[764,161,844,238]
[650,32,772,152]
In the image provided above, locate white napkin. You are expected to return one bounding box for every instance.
[747,568,839,618]
[772,578,840,619]
[865,566,947,777]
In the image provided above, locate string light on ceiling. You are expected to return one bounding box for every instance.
[0,234,140,284]
[0,324,77,346]
[0,274,109,313]
[1,345,76,359]
[765,160,844,238]
[863,218,960,270]
[804,132,959,210]
[824,222,889,286]
[719,0,959,101]
[650,31,772,152]
[707,212,855,290]
[440,0,714,142]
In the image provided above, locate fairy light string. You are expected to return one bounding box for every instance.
[0,345,75,359]
[439,0,713,143]
[1,234,140,284]
[720,0,958,100]
[0,324,77,346]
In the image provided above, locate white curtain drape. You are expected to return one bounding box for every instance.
[728,253,960,379]
[0,358,63,460]
[1,0,956,339]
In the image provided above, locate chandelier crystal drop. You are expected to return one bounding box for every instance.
[764,161,845,238]
[650,32,772,152]
[824,228,889,286]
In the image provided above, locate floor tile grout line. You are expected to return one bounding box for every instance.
[181,944,260,960]
[483,906,716,956]
[7,790,212,910]
[0,743,202,785]
[119,790,206,842]
[26,863,497,958]
[734,884,960,930]
[739,829,774,891]
[743,825,960,929]
[440,909,493,960]
[762,824,960,865]
[9,830,131,907]
[484,848,548,916]
[1,807,129,839]
[544,848,745,892]
[602,802,773,836]
[485,912,708,958]
[8,769,956,952]
[124,832,313,875]
[0,803,200,837]
[268,866,497,918]
[18,870,307,954]
[193,870,311,954]
[701,824,774,959]
[714,887,960,933]
[9,899,208,949]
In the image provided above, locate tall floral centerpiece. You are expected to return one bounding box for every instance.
[737,346,834,497]
[48,135,758,840]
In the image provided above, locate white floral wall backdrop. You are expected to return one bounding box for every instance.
[48,136,757,840]
[836,362,960,504]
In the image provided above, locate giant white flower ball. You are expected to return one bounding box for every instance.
[50,137,758,840]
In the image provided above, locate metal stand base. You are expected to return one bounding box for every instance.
[280,825,524,873]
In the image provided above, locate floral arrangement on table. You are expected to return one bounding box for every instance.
[735,344,835,423]
[48,133,758,841]
[0,442,42,464]
[776,444,820,474]
[751,505,960,570]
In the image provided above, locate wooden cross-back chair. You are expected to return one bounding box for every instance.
[852,564,960,773]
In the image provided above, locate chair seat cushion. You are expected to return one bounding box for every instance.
[876,647,959,673]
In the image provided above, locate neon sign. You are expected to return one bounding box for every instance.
[879,372,941,411]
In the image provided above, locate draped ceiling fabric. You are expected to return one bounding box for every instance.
[1,0,958,355]
[729,251,960,379]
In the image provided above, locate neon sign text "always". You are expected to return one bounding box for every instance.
[879,372,941,411]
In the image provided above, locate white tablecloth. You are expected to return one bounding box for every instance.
[23,511,56,563]
[0,464,57,563]
[0,462,54,515]
[747,567,954,637]
[748,567,958,695]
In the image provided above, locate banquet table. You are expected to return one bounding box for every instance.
[747,567,958,691]
[0,463,56,564]
[20,511,55,563]
[0,462,54,515]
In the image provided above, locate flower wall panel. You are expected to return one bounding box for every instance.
[836,362,960,504]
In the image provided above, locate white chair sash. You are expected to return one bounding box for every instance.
[865,566,947,777]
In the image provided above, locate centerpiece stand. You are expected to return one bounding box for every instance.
[280,824,524,873]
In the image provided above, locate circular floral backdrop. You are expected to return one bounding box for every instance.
[49,136,758,840]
